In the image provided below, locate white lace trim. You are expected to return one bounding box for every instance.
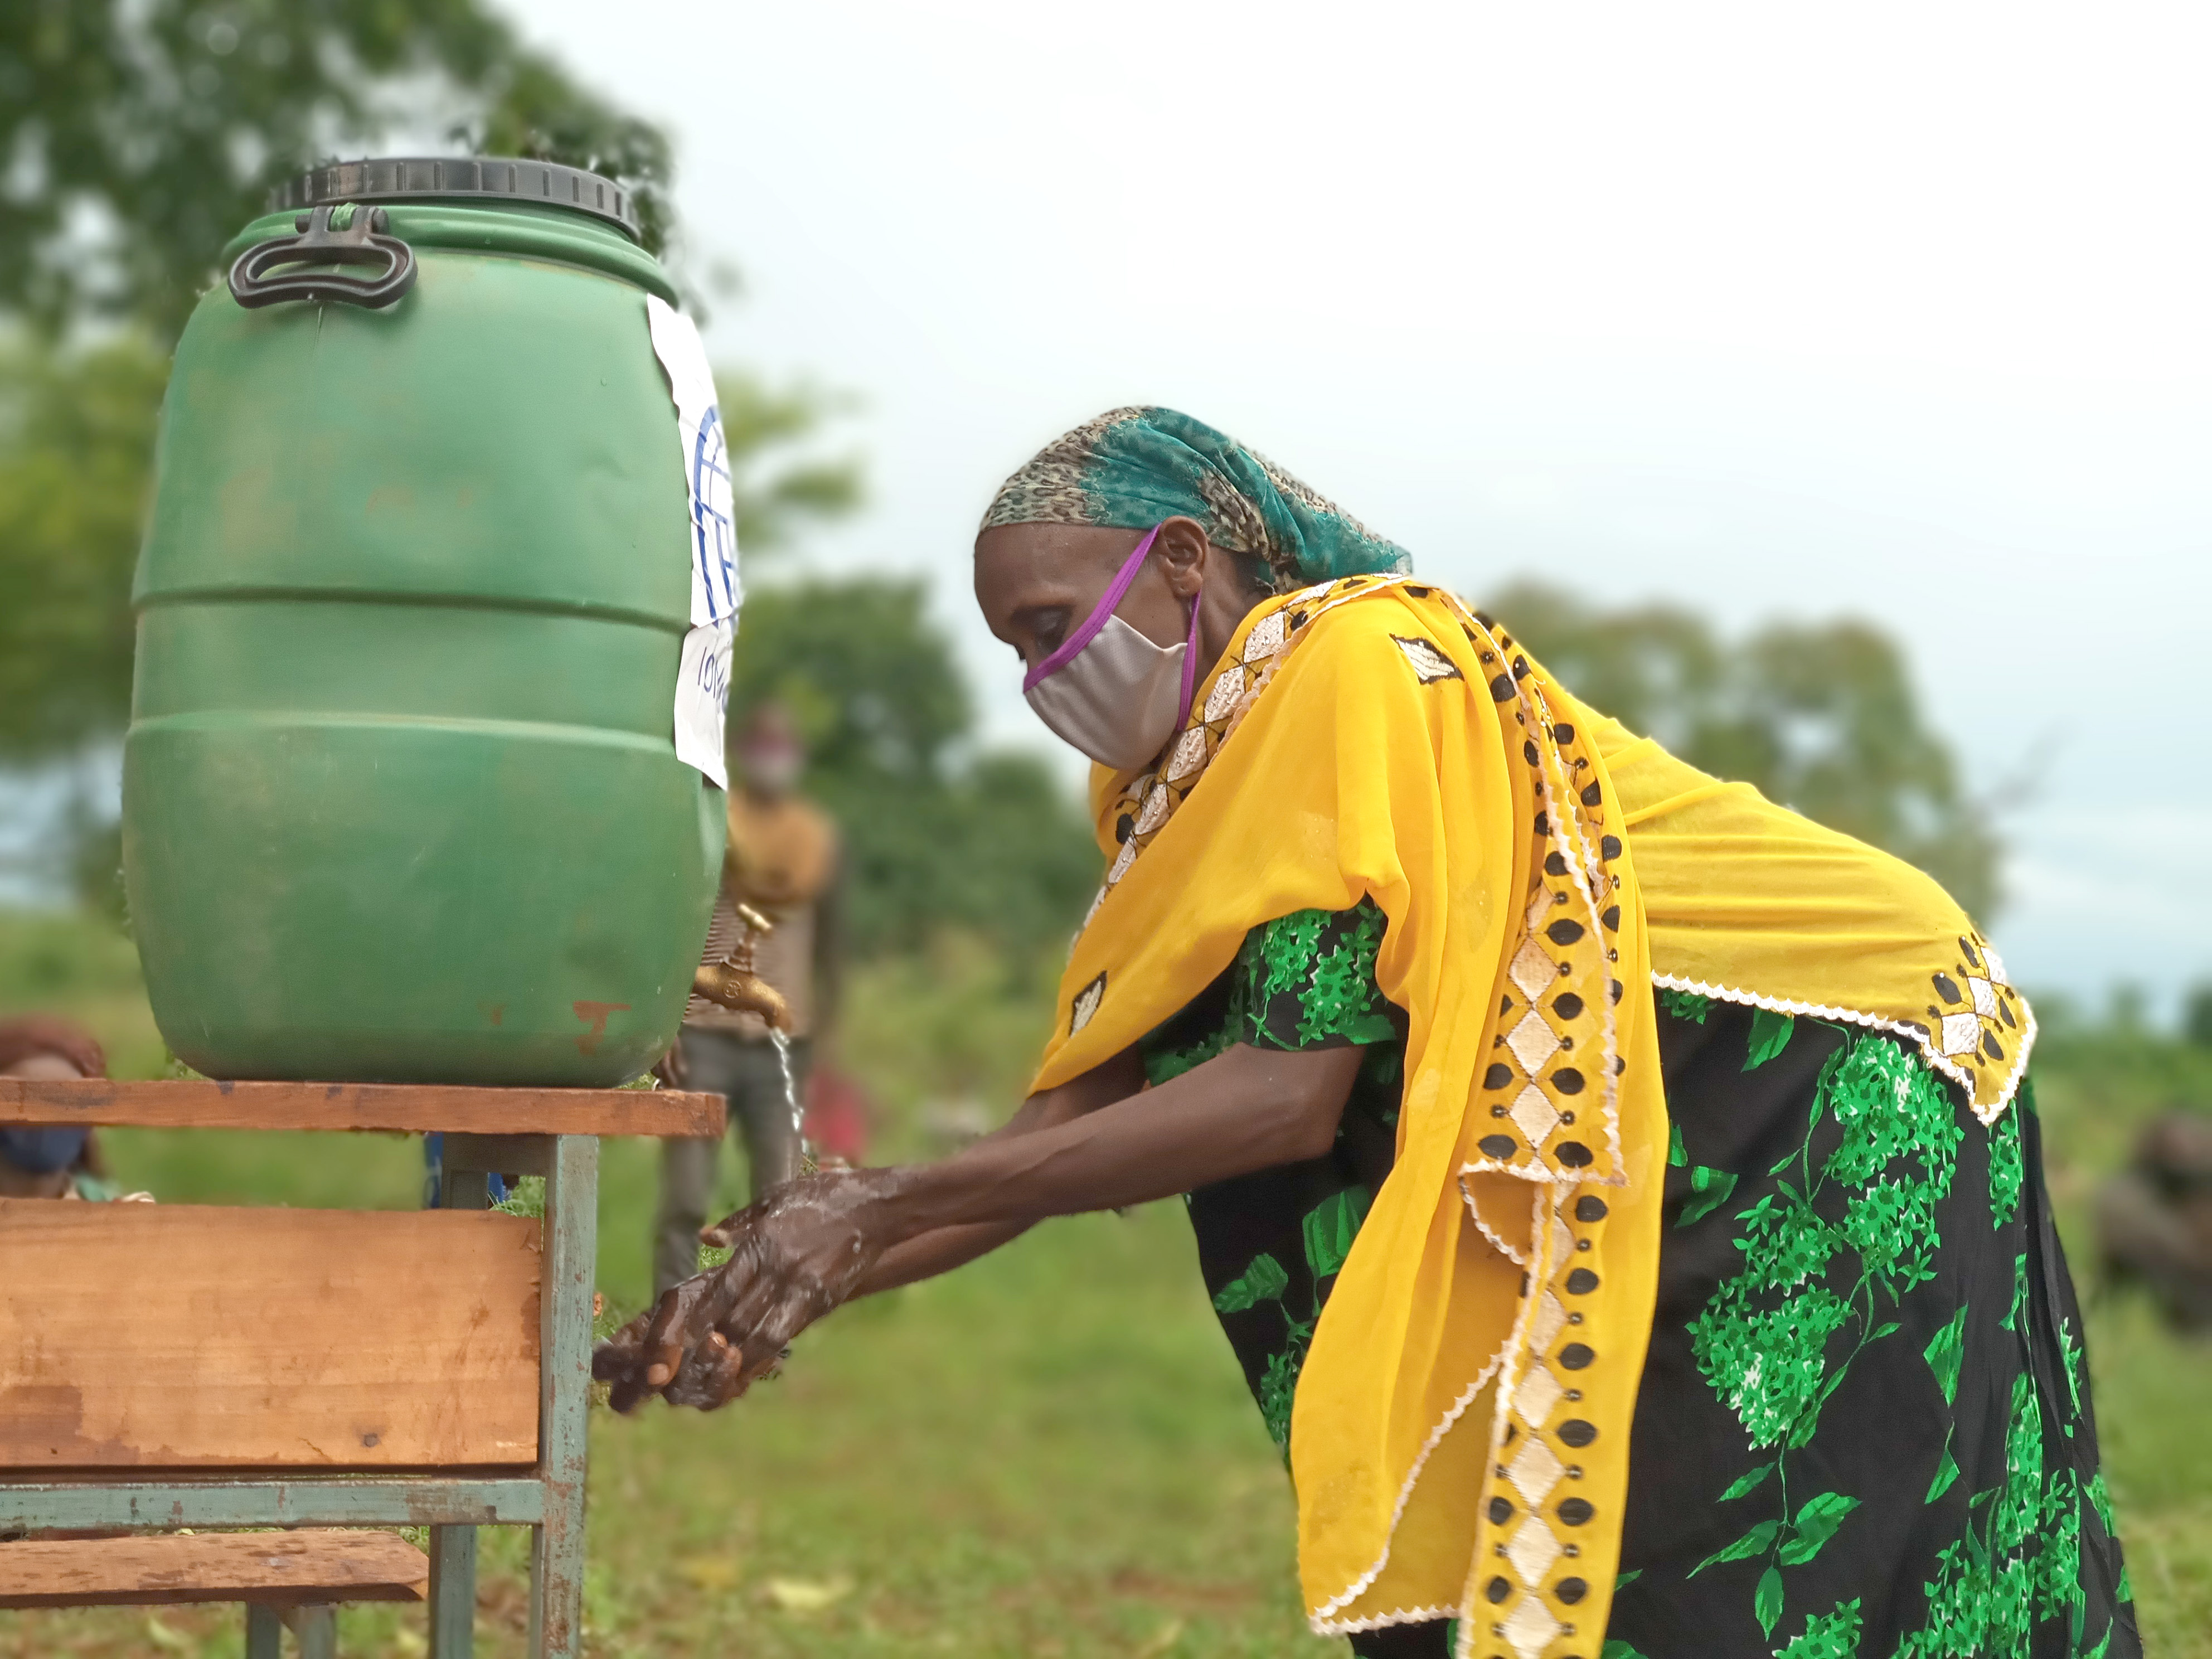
[1459,1176,1528,1267]
[1314,1603,1459,1636]
[1650,971,2036,1127]
[1458,1155,1630,1190]
[1304,1335,1509,1627]
[1308,1187,1547,1631]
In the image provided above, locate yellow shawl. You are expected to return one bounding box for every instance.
[1032,576,2030,1656]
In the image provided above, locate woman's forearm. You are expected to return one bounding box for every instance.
[858,1219,1034,1294]
[863,1042,1361,1248]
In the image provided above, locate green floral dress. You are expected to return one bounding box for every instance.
[1138,904,2137,1659]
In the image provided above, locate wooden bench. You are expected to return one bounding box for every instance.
[0,1079,724,1657]
[0,1528,426,1658]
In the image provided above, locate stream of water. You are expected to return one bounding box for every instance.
[768,1027,811,1167]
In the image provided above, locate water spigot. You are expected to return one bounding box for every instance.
[691,901,793,1031]
[692,961,793,1032]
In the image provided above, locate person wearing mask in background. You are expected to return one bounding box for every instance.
[0,1016,144,1201]
[652,702,845,1299]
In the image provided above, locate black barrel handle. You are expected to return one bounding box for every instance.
[228,204,417,311]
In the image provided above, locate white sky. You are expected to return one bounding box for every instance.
[512,0,2212,1015]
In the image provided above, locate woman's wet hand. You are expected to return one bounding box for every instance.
[591,1166,900,1413]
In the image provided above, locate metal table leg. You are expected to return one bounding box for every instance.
[286,1603,337,1659]
[528,1134,597,1659]
[427,1521,477,1658]
[430,1164,491,1657]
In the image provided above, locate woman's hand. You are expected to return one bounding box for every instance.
[594,1165,903,1413]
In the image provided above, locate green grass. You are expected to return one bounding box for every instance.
[1,910,2207,1655]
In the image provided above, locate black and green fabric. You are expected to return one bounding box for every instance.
[1141,902,1407,1454]
[1138,906,2137,1659]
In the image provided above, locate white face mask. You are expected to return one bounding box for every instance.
[1022,524,1201,771]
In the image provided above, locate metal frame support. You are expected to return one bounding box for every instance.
[0,1477,544,1532]
[428,1162,491,1656]
[528,1134,597,1659]
[244,1603,337,1658]
[427,1486,479,1658]
[285,1603,337,1659]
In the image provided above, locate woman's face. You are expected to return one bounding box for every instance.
[972,521,1193,673]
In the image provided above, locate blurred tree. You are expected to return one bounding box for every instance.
[1,0,673,345]
[1493,580,2005,921]
[0,334,168,763]
[714,371,865,556]
[730,577,1098,959]
[2183,985,2212,1050]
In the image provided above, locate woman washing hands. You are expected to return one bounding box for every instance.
[595,1039,1360,1411]
[597,410,2132,1659]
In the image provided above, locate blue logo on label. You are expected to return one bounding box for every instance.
[691,405,737,623]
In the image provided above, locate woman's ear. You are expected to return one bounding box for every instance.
[1154,516,1212,599]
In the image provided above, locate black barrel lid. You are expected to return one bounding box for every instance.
[269,156,641,241]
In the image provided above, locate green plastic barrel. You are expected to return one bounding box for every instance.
[124,158,726,1086]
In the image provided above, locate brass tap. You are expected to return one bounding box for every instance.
[692,961,793,1031]
[690,901,793,1031]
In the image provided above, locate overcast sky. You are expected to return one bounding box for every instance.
[515,0,2212,1015]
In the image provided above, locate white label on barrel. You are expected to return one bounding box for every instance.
[647,294,740,787]
[675,617,735,785]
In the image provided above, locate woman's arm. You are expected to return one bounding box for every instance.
[596,1039,1364,1411]
[871,1041,1359,1231]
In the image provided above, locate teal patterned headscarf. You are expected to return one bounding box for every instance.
[980,407,1412,591]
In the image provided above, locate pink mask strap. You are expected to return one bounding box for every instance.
[1174,580,1202,733]
[1022,524,1165,693]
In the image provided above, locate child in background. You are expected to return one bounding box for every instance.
[0,1016,145,1201]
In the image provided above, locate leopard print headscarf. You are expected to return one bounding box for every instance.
[981,407,1411,591]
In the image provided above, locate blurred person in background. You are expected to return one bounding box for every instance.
[2097,1111,2212,1330]
[603,410,2133,1659]
[653,702,844,1298]
[0,1016,138,1201]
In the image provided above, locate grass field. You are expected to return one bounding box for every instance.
[1,909,2206,1656]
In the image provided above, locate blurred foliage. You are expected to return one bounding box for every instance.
[1,0,674,345]
[733,578,1099,961]
[0,333,167,762]
[2187,984,2212,1049]
[1494,580,2006,921]
[713,370,865,556]
[0,907,167,1080]
[841,933,1064,1115]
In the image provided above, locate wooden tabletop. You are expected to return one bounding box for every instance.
[0,1078,725,1137]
